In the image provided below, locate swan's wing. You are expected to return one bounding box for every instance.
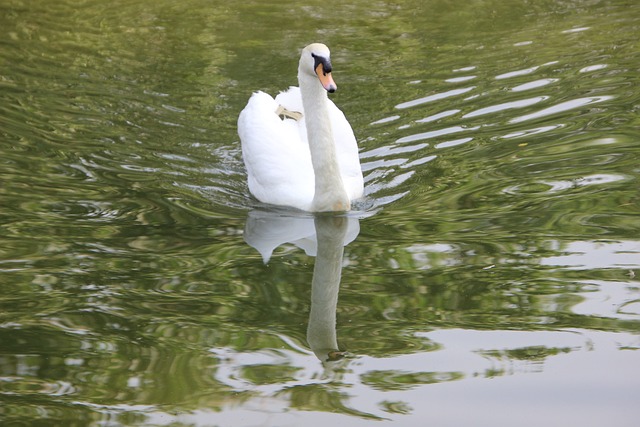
[327,99,364,200]
[238,91,314,210]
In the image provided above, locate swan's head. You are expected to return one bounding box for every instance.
[299,43,337,93]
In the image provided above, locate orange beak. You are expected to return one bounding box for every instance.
[315,63,337,93]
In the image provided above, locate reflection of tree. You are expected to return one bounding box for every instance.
[362,370,463,391]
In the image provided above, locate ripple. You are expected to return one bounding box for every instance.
[453,66,476,72]
[361,158,407,173]
[396,125,479,144]
[360,44,626,216]
[619,300,640,317]
[536,180,575,193]
[495,66,540,80]
[435,137,473,149]
[463,96,548,118]
[370,115,401,125]
[571,280,640,320]
[416,109,460,123]
[400,155,437,169]
[361,143,429,159]
[501,124,565,139]
[495,61,558,80]
[501,174,630,196]
[510,78,559,92]
[540,241,640,270]
[385,171,415,189]
[395,87,476,109]
[0,377,77,396]
[575,173,630,188]
[509,96,613,124]
[562,27,590,34]
[579,64,608,73]
[445,75,476,83]
[502,182,556,196]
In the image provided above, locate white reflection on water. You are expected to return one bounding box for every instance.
[434,137,472,149]
[501,173,630,195]
[370,115,401,125]
[360,143,429,159]
[453,66,477,72]
[193,328,638,427]
[571,280,640,320]
[509,96,613,123]
[400,154,437,169]
[495,61,558,80]
[495,65,540,80]
[562,26,591,33]
[501,123,565,139]
[445,75,476,83]
[462,96,548,118]
[396,125,479,144]
[579,64,608,73]
[541,240,640,270]
[511,78,559,92]
[395,87,476,109]
[416,109,460,123]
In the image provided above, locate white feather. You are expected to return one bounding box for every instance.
[238,44,364,212]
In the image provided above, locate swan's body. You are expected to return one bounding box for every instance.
[238,43,363,212]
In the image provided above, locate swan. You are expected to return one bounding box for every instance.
[238,43,364,212]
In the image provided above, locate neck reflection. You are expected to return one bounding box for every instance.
[243,210,359,363]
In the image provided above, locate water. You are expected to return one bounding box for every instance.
[1,0,639,425]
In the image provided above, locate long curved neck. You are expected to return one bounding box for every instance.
[299,73,349,212]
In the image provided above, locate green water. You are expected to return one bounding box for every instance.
[1,0,639,426]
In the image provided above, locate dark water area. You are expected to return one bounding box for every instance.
[1,0,639,425]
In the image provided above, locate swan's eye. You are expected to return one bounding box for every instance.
[312,53,332,76]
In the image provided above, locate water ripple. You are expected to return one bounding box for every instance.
[511,78,559,92]
[510,96,613,124]
[360,21,637,220]
[416,109,460,123]
[395,87,476,109]
[463,96,549,118]
[396,125,479,144]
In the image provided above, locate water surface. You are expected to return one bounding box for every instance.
[1,0,639,426]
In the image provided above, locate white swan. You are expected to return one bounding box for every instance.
[238,43,363,212]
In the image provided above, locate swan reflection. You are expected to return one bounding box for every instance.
[244,210,359,362]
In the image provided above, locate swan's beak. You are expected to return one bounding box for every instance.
[315,63,337,93]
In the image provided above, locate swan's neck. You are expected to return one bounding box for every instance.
[299,73,349,212]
